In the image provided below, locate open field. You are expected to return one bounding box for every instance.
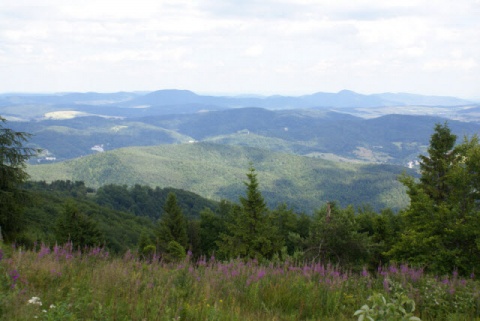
[1,243,479,321]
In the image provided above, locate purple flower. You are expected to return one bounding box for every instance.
[257,269,266,280]
[361,267,369,278]
[38,244,50,259]
[389,265,398,274]
[9,269,19,289]
[383,278,390,293]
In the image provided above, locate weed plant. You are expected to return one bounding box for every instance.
[1,243,479,320]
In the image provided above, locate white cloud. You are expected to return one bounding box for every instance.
[423,58,478,71]
[244,45,264,57]
[0,0,479,98]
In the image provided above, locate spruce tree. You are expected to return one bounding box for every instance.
[419,122,457,204]
[156,192,188,253]
[389,123,480,274]
[0,116,37,241]
[219,165,281,259]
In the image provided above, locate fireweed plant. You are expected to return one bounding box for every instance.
[0,243,479,321]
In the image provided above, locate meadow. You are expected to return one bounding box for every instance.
[1,242,479,321]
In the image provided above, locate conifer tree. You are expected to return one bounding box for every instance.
[419,122,457,204]
[306,202,370,266]
[55,200,103,247]
[156,192,188,253]
[219,165,281,259]
[0,116,37,241]
[389,123,480,274]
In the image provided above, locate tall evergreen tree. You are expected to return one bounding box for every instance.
[389,123,480,274]
[219,165,281,259]
[156,192,188,253]
[0,116,37,241]
[419,122,457,204]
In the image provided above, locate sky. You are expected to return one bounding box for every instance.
[1,0,479,99]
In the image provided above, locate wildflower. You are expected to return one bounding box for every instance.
[389,265,398,274]
[38,244,51,258]
[383,278,390,293]
[28,297,42,306]
[257,269,266,280]
[50,304,56,309]
[361,267,369,277]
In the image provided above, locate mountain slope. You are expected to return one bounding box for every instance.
[27,143,412,213]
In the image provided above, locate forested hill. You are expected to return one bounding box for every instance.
[27,142,413,213]
[19,180,220,252]
[8,107,480,165]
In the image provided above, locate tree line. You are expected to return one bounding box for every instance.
[2,115,480,275]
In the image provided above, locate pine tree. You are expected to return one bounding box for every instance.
[0,116,37,241]
[156,192,188,253]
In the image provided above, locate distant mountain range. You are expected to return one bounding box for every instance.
[1,89,476,121]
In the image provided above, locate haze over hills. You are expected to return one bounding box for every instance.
[0,89,477,121]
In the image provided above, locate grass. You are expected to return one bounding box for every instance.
[1,243,480,321]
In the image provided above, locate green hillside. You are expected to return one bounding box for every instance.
[27,143,411,212]
[22,184,155,253]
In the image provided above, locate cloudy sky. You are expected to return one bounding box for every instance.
[1,0,479,98]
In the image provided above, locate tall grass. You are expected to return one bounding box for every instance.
[1,243,479,320]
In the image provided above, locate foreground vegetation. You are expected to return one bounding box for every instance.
[1,243,479,321]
